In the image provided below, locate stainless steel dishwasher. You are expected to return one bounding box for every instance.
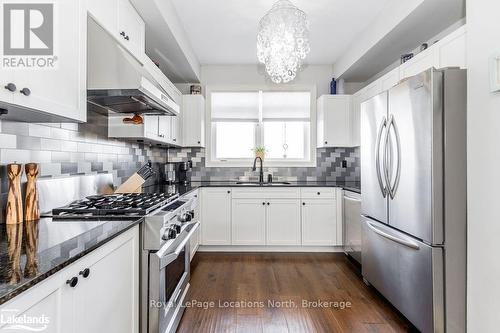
[343,190,362,265]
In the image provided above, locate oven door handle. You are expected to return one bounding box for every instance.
[158,222,200,269]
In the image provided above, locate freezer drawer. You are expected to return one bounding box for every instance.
[362,218,444,333]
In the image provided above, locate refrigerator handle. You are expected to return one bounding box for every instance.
[390,117,402,198]
[383,115,393,198]
[366,221,420,250]
[375,117,388,198]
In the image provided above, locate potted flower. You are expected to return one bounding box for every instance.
[252,146,267,160]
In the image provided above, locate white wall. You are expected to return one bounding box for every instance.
[196,64,334,96]
[467,0,500,331]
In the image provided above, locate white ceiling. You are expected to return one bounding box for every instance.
[170,0,393,65]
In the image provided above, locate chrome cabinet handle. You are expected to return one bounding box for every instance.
[375,117,388,198]
[366,221,420,250]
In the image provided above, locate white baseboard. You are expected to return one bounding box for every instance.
[197,245,345,253]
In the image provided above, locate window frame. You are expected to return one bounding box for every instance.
[205,85,317,167]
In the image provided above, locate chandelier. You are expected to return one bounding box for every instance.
[257,0,310,84]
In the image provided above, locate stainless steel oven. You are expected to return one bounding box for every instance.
[148,221,198,333]
[141,191,200,333]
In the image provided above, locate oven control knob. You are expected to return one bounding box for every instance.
[162,227,177,240]
[173,224,181,234]
[178,213,191,223]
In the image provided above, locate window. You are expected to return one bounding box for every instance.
[207,87,316,167]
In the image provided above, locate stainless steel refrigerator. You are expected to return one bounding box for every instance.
[360,68,466,333]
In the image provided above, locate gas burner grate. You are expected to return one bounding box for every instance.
[51,193,179,218]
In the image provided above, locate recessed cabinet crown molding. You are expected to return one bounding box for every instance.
[0,0,87,123]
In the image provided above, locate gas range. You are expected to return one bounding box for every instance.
[49,192,179,219]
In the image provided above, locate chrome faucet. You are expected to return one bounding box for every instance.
[252,157,264,183]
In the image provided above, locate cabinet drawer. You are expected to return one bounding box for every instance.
[301,187,336,199]
[231,187,300,199]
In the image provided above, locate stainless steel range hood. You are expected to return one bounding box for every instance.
[87,18,179,116]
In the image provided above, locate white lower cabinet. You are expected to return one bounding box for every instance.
[266,199,301,245]
[0,226,139,333]
[232,199,266,245]
[202,187,342,249]
[301,199,339,246]
[75,226,139,333]
[201,188,232,245]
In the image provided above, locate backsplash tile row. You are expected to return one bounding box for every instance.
[0,111,167,223]
[167,147,360,182]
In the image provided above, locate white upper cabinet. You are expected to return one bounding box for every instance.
[317,95,357,148]
[87,0,145,62]
[182,95,205,147]
[400,25,467,80]
[108,114,181,146]
[0,0,87,122]
[117,0,145,62]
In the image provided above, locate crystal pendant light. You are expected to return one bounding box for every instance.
[257,0,310,84]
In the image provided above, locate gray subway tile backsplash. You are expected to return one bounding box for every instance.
[167,147,360,182]
[0,111,168,223]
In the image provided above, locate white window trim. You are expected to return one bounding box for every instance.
[205,84,317,168]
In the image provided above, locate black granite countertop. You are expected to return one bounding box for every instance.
[0,217,142,305]
[145,181,361,195]
[0,180,359,305]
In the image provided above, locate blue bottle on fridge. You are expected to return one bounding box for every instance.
[330,78,337,94]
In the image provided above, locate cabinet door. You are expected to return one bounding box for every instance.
[302,199,338,246]
[232,199,266,245]
[201,188,232,245]
[87,0,119,36]
[117,0,145,61]
[0,268,76,332]
[266,199,301,245]
[182,95,205,147]
[145,116,159,139]
[76,226,139,333]
[12,0,86,122]
[323,96,351,147]
[350,95,361,147]
[0,73,15,104]
[157,116,169,142]
[169,116,180,145]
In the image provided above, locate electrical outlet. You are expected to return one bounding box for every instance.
[342,160,347,168]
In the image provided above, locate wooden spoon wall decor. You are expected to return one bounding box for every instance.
[24,163,40,221]
[6,164,23,225]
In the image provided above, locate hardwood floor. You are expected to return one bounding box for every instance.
[177,253,417,333]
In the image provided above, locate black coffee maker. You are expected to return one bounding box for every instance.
[165,161,192,185]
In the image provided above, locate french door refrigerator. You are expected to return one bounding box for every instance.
[360,68,466,333]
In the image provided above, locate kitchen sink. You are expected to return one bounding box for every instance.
[235,182,291,186]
